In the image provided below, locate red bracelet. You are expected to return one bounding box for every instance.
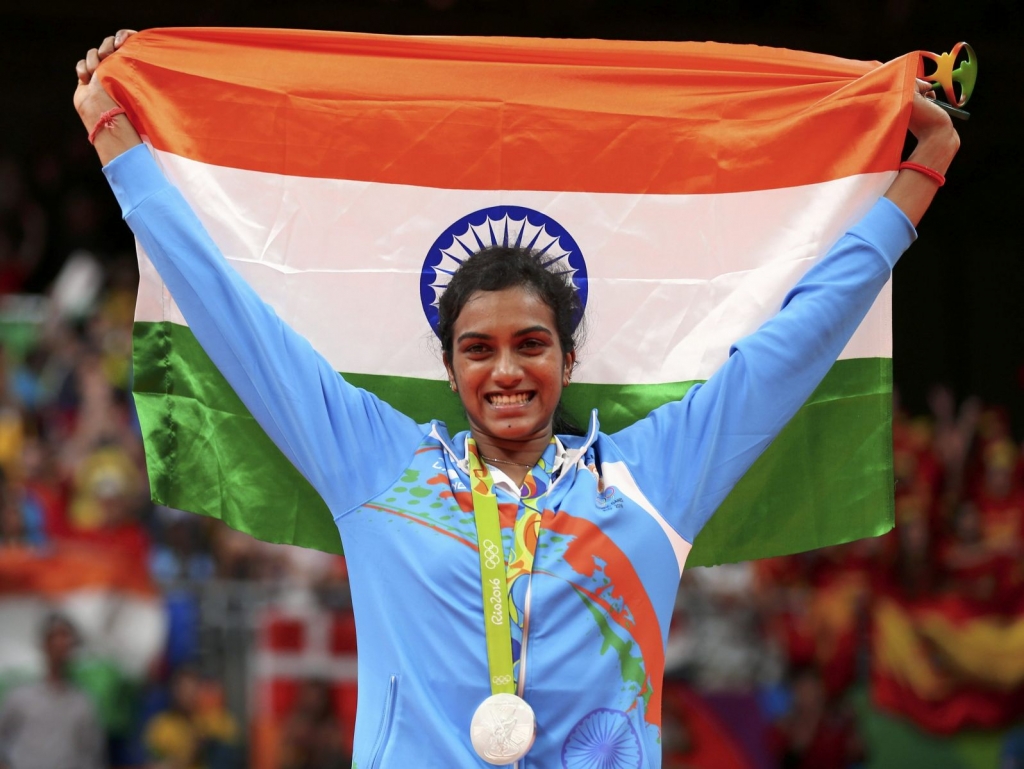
[898,161,945,187]
[88,106,127,145]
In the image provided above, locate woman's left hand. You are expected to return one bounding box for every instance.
[906,79,960,168]
[883,79,961,227]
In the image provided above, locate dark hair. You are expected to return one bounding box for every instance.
[38,611,79,646]
[437,245,587,436]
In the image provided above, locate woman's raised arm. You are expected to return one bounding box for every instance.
[75,33,427,519]
[611,83,959,544]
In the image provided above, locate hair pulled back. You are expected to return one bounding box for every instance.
[437,245,587,436]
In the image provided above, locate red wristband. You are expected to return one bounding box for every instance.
[88,106,127,145]
[898,161,945,187]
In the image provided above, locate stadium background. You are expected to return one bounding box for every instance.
[0,1,1022,767]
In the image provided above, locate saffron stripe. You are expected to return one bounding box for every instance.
[98,28,915,193]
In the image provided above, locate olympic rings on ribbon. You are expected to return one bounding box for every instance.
[491,675,513,686]
[482,539,502,570]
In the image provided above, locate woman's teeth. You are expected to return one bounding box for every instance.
[488,393,532,406]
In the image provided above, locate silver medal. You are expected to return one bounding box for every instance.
[470,693,536,765]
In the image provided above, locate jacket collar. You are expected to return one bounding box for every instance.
[429,409,601,491]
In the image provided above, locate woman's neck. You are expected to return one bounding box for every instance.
[471,431,551,487]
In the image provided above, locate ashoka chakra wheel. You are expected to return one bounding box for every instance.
[561,708,643,769]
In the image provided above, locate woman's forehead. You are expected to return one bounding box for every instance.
[456,286,556,333]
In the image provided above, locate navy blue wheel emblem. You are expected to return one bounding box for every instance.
[420,205,588,337]
[561,708,643,769]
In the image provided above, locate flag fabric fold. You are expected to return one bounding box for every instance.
[99,28,917,565]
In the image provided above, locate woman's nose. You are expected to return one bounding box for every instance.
[492,349,523,384]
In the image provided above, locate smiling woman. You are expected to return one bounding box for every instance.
[438,246,586,484]
[449,289,568,445]
[74,28,959,769]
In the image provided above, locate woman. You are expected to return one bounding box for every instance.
[76,30,958,769]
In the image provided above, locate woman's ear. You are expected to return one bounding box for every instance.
[443,353,457,392]
[563,351,576,388]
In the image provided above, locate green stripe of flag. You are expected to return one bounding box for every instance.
[132,321,893,566]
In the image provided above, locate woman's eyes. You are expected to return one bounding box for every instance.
[462,339,547,355]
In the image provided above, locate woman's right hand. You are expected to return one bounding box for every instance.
[74,31,135,123]
[74,30,142,163]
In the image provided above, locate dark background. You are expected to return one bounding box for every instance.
[3,0,1021,431]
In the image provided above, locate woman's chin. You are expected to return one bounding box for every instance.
[471,411,552,443]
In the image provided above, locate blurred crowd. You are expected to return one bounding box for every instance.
[0,135,1022,769]
[666,389,1024,767]
[0,137,354,577]
[0,139,350,769]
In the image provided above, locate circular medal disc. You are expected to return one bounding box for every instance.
[470,693,536,765]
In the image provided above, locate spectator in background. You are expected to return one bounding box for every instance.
[927,384,980,507]
[0,346,25,481]
[277,680,351,769]
[18,436,65,544]
[769,666,863,769]
[882,496,939,600]
[143,666,238,769]
[0,465,48,548]
[973,440,1024,555]
[668,562,783,691]
[0,613,106,769]
[940,501,1006,609]
[150,509,215,587]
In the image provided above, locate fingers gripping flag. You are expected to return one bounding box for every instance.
[99,28,918,566]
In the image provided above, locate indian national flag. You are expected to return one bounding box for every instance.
[99,28,917,566]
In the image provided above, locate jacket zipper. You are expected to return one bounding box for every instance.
[512,577,535,769]
[368,675,398,769]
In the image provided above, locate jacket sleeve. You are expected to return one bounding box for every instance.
[609,197,916,543]
[104,144,426,517]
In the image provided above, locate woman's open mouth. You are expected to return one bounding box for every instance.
[486,392,535,408]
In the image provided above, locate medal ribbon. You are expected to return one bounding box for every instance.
[467,439,545,697]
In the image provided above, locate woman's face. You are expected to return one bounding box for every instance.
[445,286,574,445]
